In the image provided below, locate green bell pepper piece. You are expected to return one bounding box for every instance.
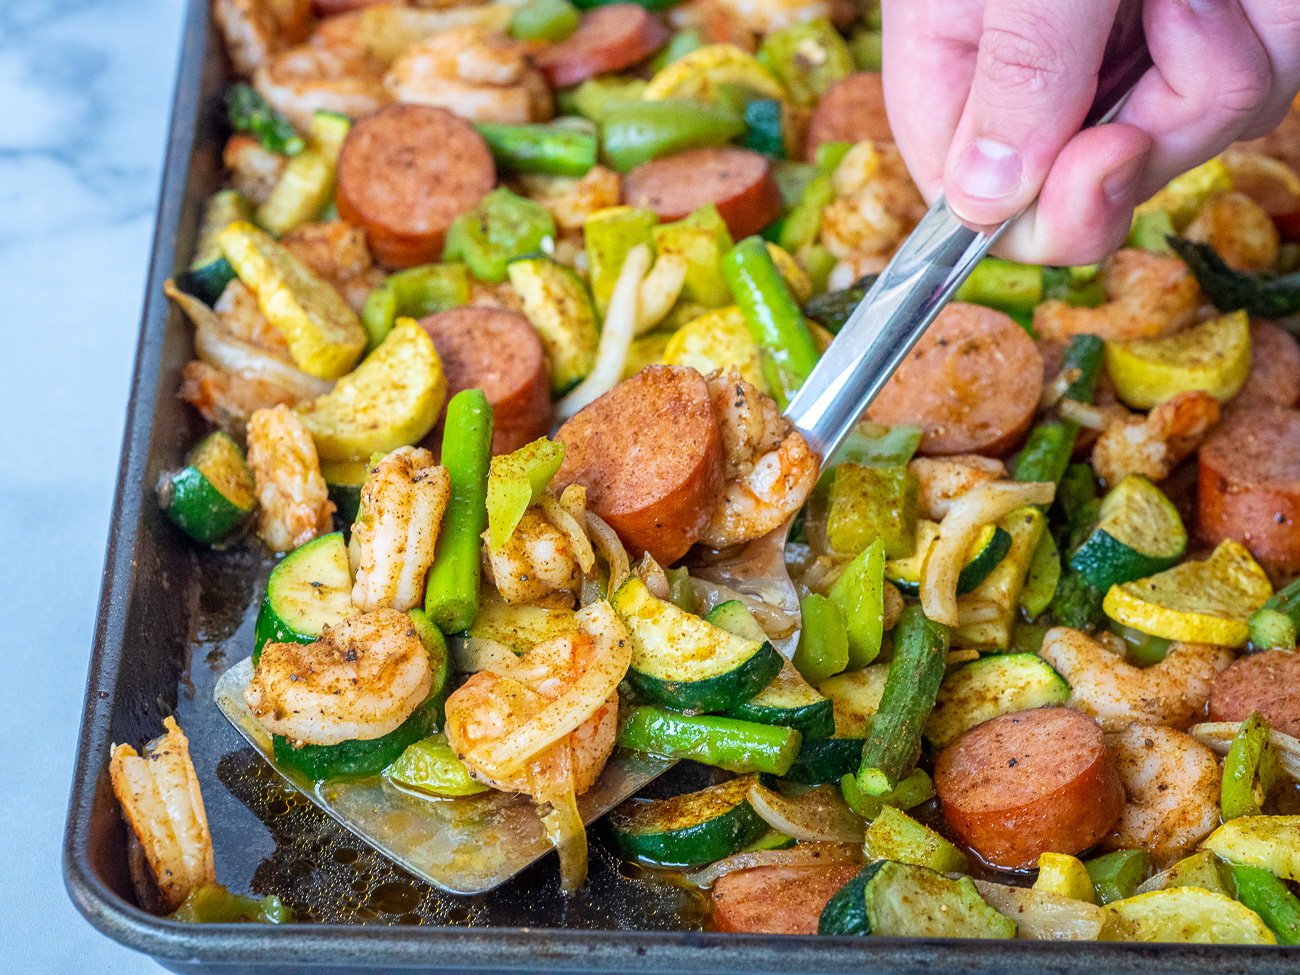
[829,538,887,669]
[170,884,290,924]
[1231,864,1300,945]
[443,187,556,283]
[758,18,853,107]
[508,0,579,41]
[475,121,597,177]
[567,76,648,123]
[1085,849,1150,904]
[792,593,849,682]
[486,438,566,552]
[1250,576,1300,651]
[840,767,934,820]
[1222,711,1281,821]
[386,733,488,797]
[825,462,919,558]
[584,205,658,314]
[361,262,470,350]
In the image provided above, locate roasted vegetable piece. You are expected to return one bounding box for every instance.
[424,389,493,633]
[856,606,949,795]
[1202,816,1300,882]
[1105,309,1251,408]
[839,767,934,818]
[859,861,1017,939]
[170,884,288,924]
[252,531,356,661]
[1068,475,1187,593]
[1135,157,1233,230]
[826,462,918,559]
[1221,711,1281,821]
[1098,888,1275,944]
[257,111,350,237]
[386,733,489,797]
[758,19,853,107]
[1231,864,1300,945]
[1013,333,1105,488]
[486,438,566,552]
[792,593,850,683]
[226,83,302,156]
[616,706,801,775]
[508,0,580,42]
[475,122,598,177]
[442,187,557,283]
[1168,236,1300,318]
[160,431,257,544]
[954,257,1043,318]
[652,204,734,307]
[1085,849,1149,904]
[829,539,887,669]
[922,653,1069,749]
[609,776,767,867]
[863,805,969,873]
[1249,576,1300,651]
[508,256,601,394]
[175,190,251,304]
[601,99,745,173]
[361,262,470,351]
[1033,852,1097,903]
[583,205,658,314]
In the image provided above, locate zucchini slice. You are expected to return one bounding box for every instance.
[467,590,576,654]
[612,577,782,713]
[175,190,252,304]
[782,736,866,785]
[862,806,968,873]
[608,775,767,867]
[815,664,889,738]
[886,521,1011,597]
[923,653,1070,749]
[272,697,439,782]
[819,862,884,936]
[861,861,1017,939]
[953,506,1047,649]
[703,599,767,642]
[1069,475,1186,592]
[253,532,356,660]
[159,430,256,544]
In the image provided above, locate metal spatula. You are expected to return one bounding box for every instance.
[216,5,1151,895]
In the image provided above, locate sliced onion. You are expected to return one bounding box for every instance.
[1058,398,1123,431]
[689,578,797,639]
[956,600,1003,625]
[635,253,688,335]
[585,511,630,593]
[683,842,863,888]
[465,602,630,779]
[1189,722,1300,780]
[921,480,1054,626]
[1039,366,1082,410]
[747,782,865,844]
[541,493,596,574]
[635,552,672,601]
[556,244,651,420]
[165,281,334,401]
[540,788,588,894]
[454,636,552,683]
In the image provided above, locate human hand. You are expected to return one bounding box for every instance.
[881,0,1300,265]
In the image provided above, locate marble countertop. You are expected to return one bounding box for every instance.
[0,0,185,970]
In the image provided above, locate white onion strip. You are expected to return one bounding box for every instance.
[585,511,631,593]
[747,783,865,844]
[1058,398,1118,430]
[634,253,688,335]
[1039,366,1082,410]
[463,602,630,779]
[556,244,651,420]
[1190,722,1300,780]
[683,842,863,888]
[921,481,1054,626]
[540,494,596,574]
[635,552,672,601]
[454,636,552,683]
[540,788,588,894]
[689,578,797,639]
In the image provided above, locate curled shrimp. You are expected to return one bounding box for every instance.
[1103,722,1222,863]
[254,19,391,132]
[214,280,293,358]
[483,500,591,606]
[246,609,432,746]
[349,447,450,612]
[1089,389,1220,487]
[110,717,216,913]
[820,142,927,262]
[1184,190,1279,272]
[214,0,310,78]
[909,454,1005,521]
[699,369,819,549]
[519,167,622,232]
[383,27,552,124]
[245,404,336,553]
[1034,249,1201,343]
[281,221,386,315]
[1040,627,1235,733]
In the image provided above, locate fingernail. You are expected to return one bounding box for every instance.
[1101,151,1147,203]
[953,139,1022,200]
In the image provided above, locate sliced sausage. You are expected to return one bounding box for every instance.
[336,104,495,268]
[624,147,782,241]
[934,707,1125,871]
[711,864,862,935]
[1232,321,1300,410]
[553,364,724,565]
[805,72,892,163]
[418,307,552,456]
[534,5,669,89]
[1198,405,1300,570]
[1209,651,1300,735]
[866,302,1044,457]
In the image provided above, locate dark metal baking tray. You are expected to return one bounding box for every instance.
[62,0,1295,969]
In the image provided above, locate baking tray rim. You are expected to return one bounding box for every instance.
[58,0,1298,968]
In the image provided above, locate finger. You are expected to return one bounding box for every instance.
[880,0,983,203]
[1118,0,1277,202]
[941,0,1121,227]
[994,122,1154,265]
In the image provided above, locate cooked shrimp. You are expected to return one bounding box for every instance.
[820,141,927,262]
[699,369,820,548]
[909,455,1005,521]
[214,280,293,358]
[255,37,391,133]
[710,0,832,34]
[246,609,432,745]
[484,506,583,606]
[1102,723,1222,863]
[223,134,287,206]
[383,27,552,124]
[1090,389,1220,487]
[1040,627,1235,733]
[178,361,300,436]
[245,404,335,552]
[349,447,450,612]
[1183,191,1279,272]
[519,167,622,232]
[214,0,310,77]
[281,221,386,315]
[110,717,216,913]
[1034,249,1201,343]
[826,252,889,292]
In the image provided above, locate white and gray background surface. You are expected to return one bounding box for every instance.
[1,0,186,969]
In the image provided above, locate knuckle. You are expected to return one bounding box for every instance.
[976,21,1071,96]
[1214,56,1273,118]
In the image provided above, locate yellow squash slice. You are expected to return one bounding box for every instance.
[218,221,366,379]
[1105,310,1251,409]
[1033,853,1097,904]
[643,44,786,103]
[1201,816,1300,883]
[297,319,445,461]
[1103,539,1272,647]
[663,306,768,391]
[1099,888,1275,944]
[1134,156,1234,231]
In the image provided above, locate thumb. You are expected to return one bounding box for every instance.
[943,0,1120,227]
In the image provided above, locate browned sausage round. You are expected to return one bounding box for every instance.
[1198,405,1300,571]
[804,72,892,163]
[1233,322,1300,410]
[934,707,1125,871]
[1209,651,1300,735]
[336,105,495,269]
[866,302,1044,457]
[534,5,669,89]
[711,863,862,934]
[623,147,782,241]
[418,307,552,456]
[553,365,724,565]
